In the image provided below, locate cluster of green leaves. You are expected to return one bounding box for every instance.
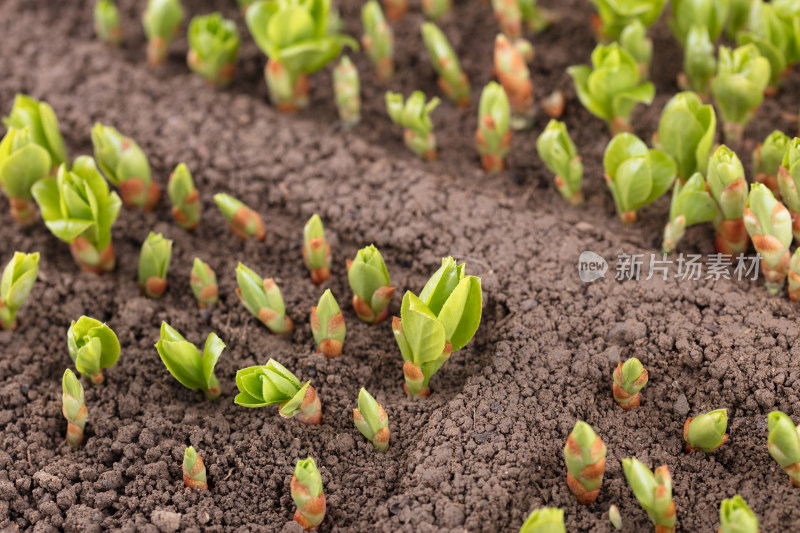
[187,13,240,87]
[386,91,440,160]
[3,94,67,169]
[0,126,51,226]
[744,183,793,294]
[536,120,583,205]
[92,123,158,210]
[155,322,225,400]
[67,316,121,384]
[589,0,667,41]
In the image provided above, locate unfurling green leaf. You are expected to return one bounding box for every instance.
[0,252,39,331]
[191,258,219,308]
[536,120,583,205]
[779,137,800,241]
[744,183,792,294]
[519,507,566,533]
[612,357,648,408]
[588,0,667,41]
[347,245,395,324]
[736,0,796,92]
[168,163,200,230]
[767,411,800,486]
[62,369,87,447]
[0,126,51,225]
[619,20,652,79]
[95,0,123,46]
[719,495,759,533]
[214,193,265,241]
[234,360,321,424]
[235,263,294,335]
[67,316,120,385]
[354,388,390,450]
[662,173,719,254]
[564,420,607,504]
[656,91,716,181]
[361,1,394,80]
[155,322,225,400]
[494,34,535,130]
[138,232,173,299]
[421,22,470,107]
[386,91,440,160]
[3,94,67,169]
[622,459,676,532]
[143,0,184,65]
[291,457,326,529]
[183,446,208,489]
[187,13,240,87]
[682,26,716,97]
[303,214,332,284]
[311,289,346,357]
[333,57,361,128]
[476,82,512,173]
[670,0,728,45]
[753,130,790,195]
[684,409,728,452]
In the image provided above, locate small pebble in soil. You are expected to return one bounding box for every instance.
[674,394,689,416]
[33,471,62,493]
[151,509,182,533]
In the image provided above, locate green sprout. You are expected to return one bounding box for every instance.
[536,119,584,205]
[0,252,39,331]
[353,388,390,450]
[622,459,676,533]
[609,504,623,530]
[656,91,716,182]
[95,0,123,46]
[393,257,482,398]
[753,130,790,196]
[235,263,294,335]
[494,34,534,130]
[743,183,792,294]
[620,20,652,79]
[767,411,800,486]
[386,91,440,161]
[669,0,728,46]
[719,495,759,533]
[0,126,51,226]
[568,43,655,134]
[191,258,219,309]
[347,245,395,324]
[683,409,729,452]
[155,322,225,400]
[138,232,173,299]
[245,0,357,111]
[707,145,750,255]
[183,446,208,490]
[91,123,160,211]
[422,0,451,21]
[62,369,87,448]
[214,193,265,241]
[520,0,557,32]
[311,289,346,357]
[187,13,240,87]
[564,420,607,505]
[421,23,470,107]
[491,0,525,39]
[737,0,796,95]
[476,82,512,173]
[711,44,771,146]
[291,457,326,530]
[519,508,566,533]
[32,157,121,273]
[662,173,719,254]
[3,94,67,170]
[303,214,332,285]
[234,360,322,424]
[603,133,676,223]
[790,249,800,301]
[67,316,121,385]
[779,137,800,242]
[142,0,184,66]
[681,26,716,98]
[333,56,361,128]
[382,0,408,20]
[612,357,648,409]
[361,1,394,80]
[168,163,200,231]
[588,0,667,42]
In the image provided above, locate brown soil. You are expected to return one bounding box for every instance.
[1,0,800,531]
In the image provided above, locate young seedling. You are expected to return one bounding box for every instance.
[519,508,566,533]
[620,20,652,79]
[421,23,471,107]
[143,0,184,66]
[92,123,160,211]
[494,34,534,131]
[62,369,87,447]
[0,252,39,331]
[382,0,407,20]
[95,0,123,46]
[187,13,240,87]
[491,0,539,50]
[311,289,346,357]
[744,183,792,294]
[564,420,607,505]
[353,388,390,450]
[333,57,361,128]
[234,360,322,424]
[609,504,623,530]
[656,91,716,182]
[536,120,584,205]
[138,232,173,299]
[361,1,395,81]
[214,193,265,241]
[707,145,750,255]
[680,26,716,99]
[0,126,51,226]
[393,257,482,398]
[623,459,676,532]
[476,82,512,173]
[766,411,800,486]
[182,446,208,489]
[235,263,294,335]
[662,173,719,254]
[32,157,121,273]
[603,133,676,223]
[711,44,771,146]
[684,409,728,452]
[303,214,332,284]
[753,130,790,196]
[292,457,326,530]
[541,90,566,118]
[386,91,440,160]
[3,94,67,169]
[347,245,395,324]
[191,258,219,308]
[245,0,356,111]
[167,163,200,231]
[778,138,800,242]
[423,0,451,21]
[155,322,225,400]
[613,357,648,409]
[67,316,121,385]
[738,0,795,96]
[568,43,655,134]
[669,0,728,46]
[588,0,667,42]
[719,495,759,533]
[520,0,558,33]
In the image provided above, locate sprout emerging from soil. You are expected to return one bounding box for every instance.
[588,0,667,42]
[421,23,471,107]
[789,249,800,301]
[719,495,759,533]
[32,158,121,273]
[292,457,326,530]
[743,183,792,294]
[191,258,219,309]
[361,1,394,80]
[568,43,655,134]
[183,446,208,490]
[609,504,623,530]
[656,91,716,182]
[0,126,52,226]
[138,232,173,299]
[62,369,87,448]
[422,0,451,21]
[491,0,525,40]
[494,34,535,131]
[95,0,123,46]
[662,173,719,254]
[0,252,39,331]
[303,214,332,285]
[214,193,265,241]
[767,411,800,486]
[155,322,225,400]
[353,388,390,450]
[187,13,240,87]
[519,507,566,533]
[67,316,121,385]
[91,123,160,211]
[603,133,676,224]
[476,82,512,173]
[235,360,322,424]
[519,0,558,33]
[393,257,482,398]
[620,20,652,79]
[622,459,676,533]
[753,130,790,197]
[681,26,716,98]
[669,0,728,46]
[386,91,440,160]
[683,409,729,452]
[142,0,184,66]
[737,0,795,95]
[235,263,294,335]
[707,145,750,255]
[347,245,395,324]
[778,138,800,242]
[612,357,648,409]
[245,0,357,111]
[2,94,68,170]
[564,420,607,505]
[536,119,584,205]
[311,289,346,357]
[168,163,200,231]
[333,57,361,128]
[382,0,407,20]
